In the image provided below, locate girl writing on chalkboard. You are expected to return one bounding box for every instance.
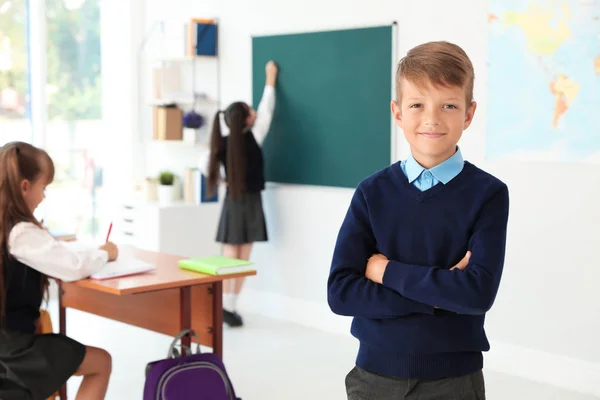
[206,60,278,327]
[0,142,116,399]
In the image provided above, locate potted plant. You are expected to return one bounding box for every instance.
[157,171,175,204]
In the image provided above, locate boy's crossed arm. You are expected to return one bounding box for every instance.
[327,187,434,319]
[366,186,509,315]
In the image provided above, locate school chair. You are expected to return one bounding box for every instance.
[37,309,60,400]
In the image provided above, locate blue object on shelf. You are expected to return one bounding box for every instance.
[195,23,217,56]
[200,173,218,203]
[183,110,205,129]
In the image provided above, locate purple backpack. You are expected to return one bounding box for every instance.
[144,329,240,400]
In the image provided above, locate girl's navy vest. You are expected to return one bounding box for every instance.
[2,249,43,334]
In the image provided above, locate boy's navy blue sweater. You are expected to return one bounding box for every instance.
[327,161,509,379]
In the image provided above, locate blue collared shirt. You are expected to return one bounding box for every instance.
[400,147,465,191]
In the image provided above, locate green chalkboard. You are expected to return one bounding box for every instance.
[252,26,393,189]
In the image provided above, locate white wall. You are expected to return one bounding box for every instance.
[140,0,600,394]
[100,0,145,196]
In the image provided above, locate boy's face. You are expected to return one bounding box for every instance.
[391,78,477,168]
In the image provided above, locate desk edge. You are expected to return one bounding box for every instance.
[69,270,257,295]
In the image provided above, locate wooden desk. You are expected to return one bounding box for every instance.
[58,247,255,400]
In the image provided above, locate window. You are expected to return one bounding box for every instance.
[1,0,131,241]
[0,0,32,145]
[43,0,106,239]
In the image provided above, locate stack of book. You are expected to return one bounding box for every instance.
[179,256,255,276]
[183,168,218,204]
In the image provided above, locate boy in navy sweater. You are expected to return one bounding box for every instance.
[327,41,509,399]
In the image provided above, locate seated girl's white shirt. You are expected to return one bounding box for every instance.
[252,85,276,146]
[8,222,109,282]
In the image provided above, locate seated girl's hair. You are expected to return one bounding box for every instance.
[207,102,250,199]
[0,142,55,319]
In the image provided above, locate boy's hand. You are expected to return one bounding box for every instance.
[365,254,389,284]
[433,251,470,309]
[450,251,471,271]
[266,60,278,86]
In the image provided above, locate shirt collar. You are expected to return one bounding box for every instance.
[405,147,464,184]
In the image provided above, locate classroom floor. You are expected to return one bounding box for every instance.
[46,301,598,400]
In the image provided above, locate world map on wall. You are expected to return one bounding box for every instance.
[487,0,600,163]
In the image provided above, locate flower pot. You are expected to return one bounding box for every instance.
[158,184,174,205]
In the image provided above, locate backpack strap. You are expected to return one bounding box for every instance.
[167,329,201,358]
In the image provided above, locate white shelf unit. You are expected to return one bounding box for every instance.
[149,56,221,111]
[148,98,218,107]
[139,19,221,145]
[150,55,217,62]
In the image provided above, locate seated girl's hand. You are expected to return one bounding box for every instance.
[99,242,119,261]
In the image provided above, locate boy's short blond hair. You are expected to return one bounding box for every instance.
[395,41,475,105]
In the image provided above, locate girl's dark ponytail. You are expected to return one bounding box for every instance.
[206,111,224,197]
[207,103,250,199]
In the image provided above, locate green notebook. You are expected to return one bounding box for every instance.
[178,256,255,276]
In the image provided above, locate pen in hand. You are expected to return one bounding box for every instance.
[100,223,118,261]
[105,222,113,243]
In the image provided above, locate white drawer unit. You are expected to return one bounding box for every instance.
[117,201,222,258]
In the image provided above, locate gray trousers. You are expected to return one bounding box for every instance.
[346,366,485,400]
